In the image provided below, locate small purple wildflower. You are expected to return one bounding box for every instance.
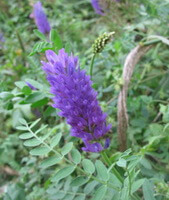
[0,33,5,49]
[32,1,51,34]
[91,0,105,15]
[42,49,111,153]
[0,33,5,43]
[26,82,37,90]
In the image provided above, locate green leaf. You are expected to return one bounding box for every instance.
[29,41,52,56]
[127,155,140,171]
[65,42,71,53]
[44,106,56,117]
[16,126,28,131]
[0,92,13,101]
[34,29,46,41]
[74,196,85,200]
[116,158,127,168]
[19,118,27,125]
[23,138,41,147]
[52,165,75,182]
[143,179,155,200]
[120,177,130,200]
[19,132,33,140]
[50,29,63,50]
[40,156,63,168]
[25,92,45,103]
[140,157,152,170]
[121,148,132,157]
[25,79,43,90]
[61,142,73,156]
[50,133,62,148]
[42,127,57,141]
[5,101,13,110]
[84,181,99,195]
[35,124,48,134]
[131,179,145,194]
[91,185,107,200]
[22,86,32,95]
[30,118,41,128]
[82,159,95,174]
[109,173,122,189]
[148,35,169,46]
[63,194,75,200]
[71,149,81,164]
[30,147,50,156]
[15,81,26,89]
[4,184,26,200]
[12,108,23,128]
[164,123,169,132]
[70,176,88,187]
[31,98,48,108]
[95,160,109,182]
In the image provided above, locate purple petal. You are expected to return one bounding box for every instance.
[91,0,105,15]
[26,82,37,90]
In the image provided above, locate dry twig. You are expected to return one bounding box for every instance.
[117,44,152,151]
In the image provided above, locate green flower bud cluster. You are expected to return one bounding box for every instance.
[92,32,115,54]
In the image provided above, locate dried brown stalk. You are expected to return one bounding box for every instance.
[117,44,152,151]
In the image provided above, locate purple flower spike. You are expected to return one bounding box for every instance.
[82,140,104,153]
[32,1,51,34]
[0,33,5,49]
[26,82,37,90]
[91,0,105,15]
[42,49,111,153]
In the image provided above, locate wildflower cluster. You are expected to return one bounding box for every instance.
[92,32,115,54]
[32,1,51,34]
[91,0,105,15]
[42,49,111,152]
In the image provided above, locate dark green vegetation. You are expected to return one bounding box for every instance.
[0,0,169,199]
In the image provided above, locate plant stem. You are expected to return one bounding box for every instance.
[27,124,119,191]
[101,151,123,183]
[101,151,141,198]
[126,168,131,196]
[16,30,25,53]
[16,30,26,65]
[101,151,111,166]
[90,54,96,79]
[141,38,163,46]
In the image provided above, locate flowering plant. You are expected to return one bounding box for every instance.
[1,0,168,199]
[15,30,149,200]
[42,48,111,152]
[31,1,51,34]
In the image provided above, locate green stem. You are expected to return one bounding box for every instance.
[101,151,111,166]
[111,167,123,183]
[16,30,26,65]
[126,168,131,196]
[16,30,25,53]
[141,39,161,46]
[101,151,123,183]
[27,125,119,191]
[90,54,96,79]
[102,153,141,199]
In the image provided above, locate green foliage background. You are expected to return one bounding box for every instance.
[0,0,169,199]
